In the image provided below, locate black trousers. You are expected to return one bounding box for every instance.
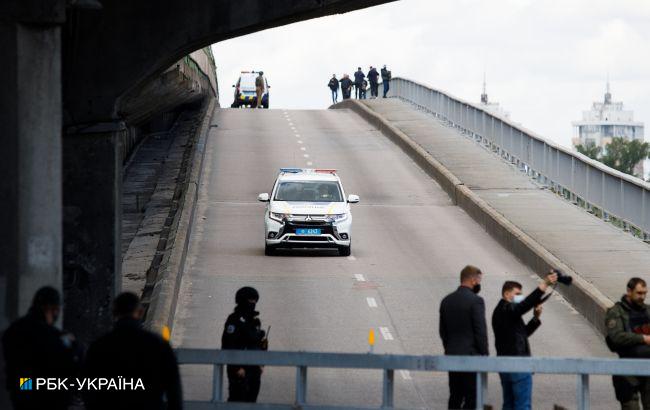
[370,81,379,97]
[448,371,476,409]
[227,366,262,402]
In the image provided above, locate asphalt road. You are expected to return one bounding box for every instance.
[172,107,617,409]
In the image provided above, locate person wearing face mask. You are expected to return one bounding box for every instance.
[492,272,557,410]
[439,265,488,409]
[222,286,267,402]
[2,286,81,410]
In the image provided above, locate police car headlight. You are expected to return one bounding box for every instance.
[330,213,348,222]
[270,212,289,222]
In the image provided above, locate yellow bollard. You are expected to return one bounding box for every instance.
[162,325,171,342]
[368,329,375,353]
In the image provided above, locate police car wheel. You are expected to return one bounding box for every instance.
[264,244,276,256]
[338,245,351,256]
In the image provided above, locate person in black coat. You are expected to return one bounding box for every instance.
[492,272,557,410]
[381,65,391,98]
[340,74,353,100]
[2,286,81,410]
[367,66,380,98]
[83,292,182,410]
[353,67,365,99]
[222,287,267,402]
[439,265,488,409]
[327,75,340,104]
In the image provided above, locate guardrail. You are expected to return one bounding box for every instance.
[176,348,650,410]
[388,77,650,241]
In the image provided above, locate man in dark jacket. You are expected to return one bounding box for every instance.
[492,272,557,410]
[439,265,488,409]
[367,66,379,98]
[3,286,81,410]
[83,292,182,410]
[328,74,340,104]
[222,287,267,402]
[340,74,353,100]
[605,277,650,409]
[381,65,391,98]
[353,67,365,99]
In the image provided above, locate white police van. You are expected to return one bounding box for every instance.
[257,168,359,256]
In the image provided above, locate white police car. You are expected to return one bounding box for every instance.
[258,168,359,256]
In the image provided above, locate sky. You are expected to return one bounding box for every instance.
[211,0,650,151]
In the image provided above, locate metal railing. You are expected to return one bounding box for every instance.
[176,348,650,410]
[387,77,650,241]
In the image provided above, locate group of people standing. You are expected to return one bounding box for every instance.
[327,65,391,104]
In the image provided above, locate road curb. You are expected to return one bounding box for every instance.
[334,99,613,335]
[145,97,216,336]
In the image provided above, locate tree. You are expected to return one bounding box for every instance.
[601,137,650,177]
[576,138,650,178]
[575,141,601,160]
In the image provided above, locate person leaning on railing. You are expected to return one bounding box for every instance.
[605,277,650,410]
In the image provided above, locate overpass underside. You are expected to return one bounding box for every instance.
[0,0,395,344]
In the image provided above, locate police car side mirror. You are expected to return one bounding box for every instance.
[258,193,270,202]
[347,194,359,204]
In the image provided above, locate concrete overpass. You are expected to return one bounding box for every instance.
[0,0,396,343]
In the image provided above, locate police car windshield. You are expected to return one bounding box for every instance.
[240,75,256,90]
[274,181,343,202]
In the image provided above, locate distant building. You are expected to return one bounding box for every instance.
[479,74,510,119]
[572,81,645,177]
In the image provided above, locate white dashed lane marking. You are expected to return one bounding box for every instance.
[354,274,366,282]
[400,370,412,380]
[306,161,313,166]
[300,147,306,151]
[366,297,378,308]
[379,327,394,341]
[346,255,356,261]
[303,154,309,158]
[297,140,303,144]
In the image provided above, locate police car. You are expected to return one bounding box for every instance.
[258,168,359,256]
[231,71,269,108]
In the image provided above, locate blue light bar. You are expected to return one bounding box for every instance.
[280,168,303,173]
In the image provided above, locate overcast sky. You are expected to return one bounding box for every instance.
[211,0,650,150]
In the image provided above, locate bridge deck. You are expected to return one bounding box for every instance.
[363,98,650,305]
[171,105,616,408]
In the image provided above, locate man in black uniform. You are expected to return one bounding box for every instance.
[222,287,267,402]
[83,292,182,410]
[2,286,81,410]
[439,265,488,409]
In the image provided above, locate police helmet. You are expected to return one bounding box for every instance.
[235,286,259,305]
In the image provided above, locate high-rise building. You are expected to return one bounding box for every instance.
[572,81,645,177]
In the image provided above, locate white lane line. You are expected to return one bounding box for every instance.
[303,154,310,158]
[300,147,306,151]
[366,297,378,308]
[306,161,313,166]
[295,134,301,137]
[347,255,356,261]
[297,140,303,144]
[379,327,394,341]
[354,274,366,282]
[400,370,412,380]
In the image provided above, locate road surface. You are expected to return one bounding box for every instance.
[172,106,617,409]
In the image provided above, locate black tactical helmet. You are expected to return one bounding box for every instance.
[235,286,259,305]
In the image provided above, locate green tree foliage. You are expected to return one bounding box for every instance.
[576,137,650,178]
[575,141,601,160]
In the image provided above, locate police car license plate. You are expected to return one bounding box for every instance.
[296,228,321,235]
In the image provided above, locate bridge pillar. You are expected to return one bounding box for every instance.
[63,124,123,344]
[0,5,65,326]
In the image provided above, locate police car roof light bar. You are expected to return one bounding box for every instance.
[280,168,303,173]
[314,169,337,174]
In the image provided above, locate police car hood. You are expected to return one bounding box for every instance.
[271,201,347,215]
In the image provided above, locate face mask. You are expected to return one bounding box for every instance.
[513,294,525,304]
[472,284,481,294]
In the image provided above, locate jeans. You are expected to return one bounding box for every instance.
[331,89,338,104]
[383,81,390,98]
[499,373,532,410]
